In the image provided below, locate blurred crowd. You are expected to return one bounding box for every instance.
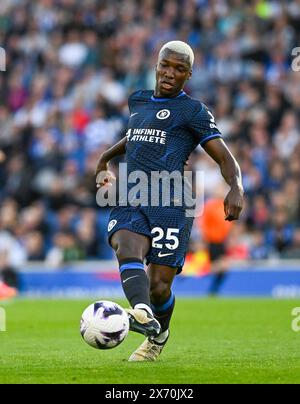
[0,0,300,272]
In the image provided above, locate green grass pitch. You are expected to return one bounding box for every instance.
[0,298,300,384]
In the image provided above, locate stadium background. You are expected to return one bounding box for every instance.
[0,0,300,298]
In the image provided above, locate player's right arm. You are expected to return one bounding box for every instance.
[95,136,127,188]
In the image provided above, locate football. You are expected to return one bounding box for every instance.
[80,301,129,350]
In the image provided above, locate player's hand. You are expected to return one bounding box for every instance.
[224,186,244,221]
[95,158,116,189]
[96,169,116,189]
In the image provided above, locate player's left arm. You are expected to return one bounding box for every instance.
[203,138,244,221]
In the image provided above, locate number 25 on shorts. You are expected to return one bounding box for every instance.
[151,227,179,250]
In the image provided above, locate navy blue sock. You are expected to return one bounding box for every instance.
[151,292,175,332]
[119,258,151,309]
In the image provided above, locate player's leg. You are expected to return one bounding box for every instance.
[129,263,176,362]
[110,229,161,338]
[111,228,151,310]
[127,207,192,360]
[148,263,176,341]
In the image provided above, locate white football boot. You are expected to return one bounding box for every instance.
[128,333,169,362]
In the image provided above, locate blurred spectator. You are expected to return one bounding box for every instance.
[282,229,300,259]
[23,232,45,261]
[249,229,270,260]
[46,232,85,268]
[0,250,20,289]
[274,110,300,159]
[226,223,250,260]
[265,209,295,255]
[58,29,88,68]
[0,230,27,268]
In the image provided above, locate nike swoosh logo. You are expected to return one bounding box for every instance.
[122,275,140,284]
[158,252,174,258]
[130,112,138,118]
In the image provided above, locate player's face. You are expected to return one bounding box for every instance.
[155,50,192,97]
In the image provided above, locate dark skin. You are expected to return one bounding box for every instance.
[96,49,244,307]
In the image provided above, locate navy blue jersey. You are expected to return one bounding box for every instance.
[107,90,222,272]
[125,90,222,177]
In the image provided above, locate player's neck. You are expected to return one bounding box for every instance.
[153,89,184,99]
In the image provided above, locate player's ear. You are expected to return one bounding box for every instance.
[187,69,192,80]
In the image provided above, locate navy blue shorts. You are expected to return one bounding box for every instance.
[107,206,194,274]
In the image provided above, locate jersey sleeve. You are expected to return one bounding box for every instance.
[128,90,141,113]
[188,102,222,147]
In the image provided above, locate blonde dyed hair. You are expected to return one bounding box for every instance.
[159,41,194,67]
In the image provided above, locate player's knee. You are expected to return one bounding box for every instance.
[115,244,142,262]
[116,245,142,262]
[150,281,171,305]
[111,231,150,262]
